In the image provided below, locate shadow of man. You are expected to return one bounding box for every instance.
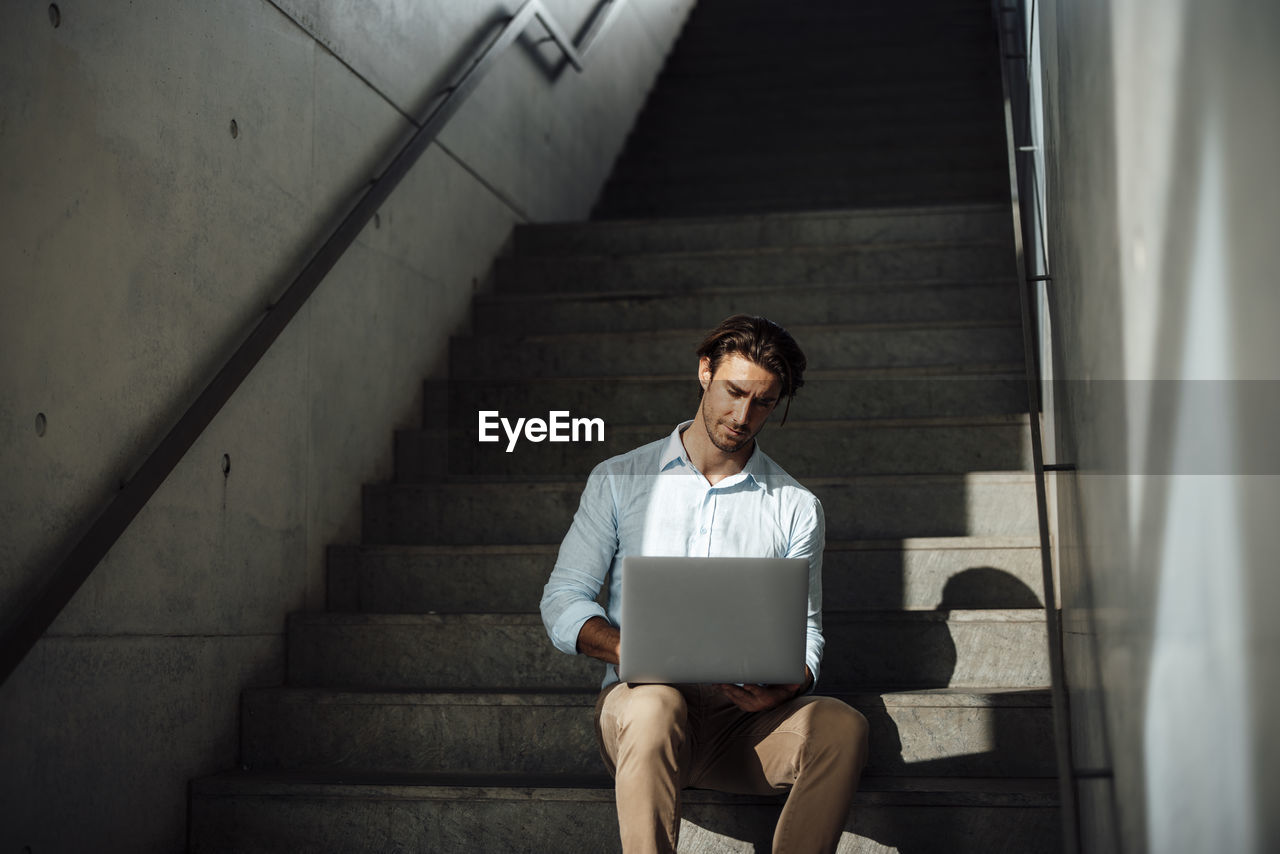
[853,567,1050,853]
[668,568,1051,852]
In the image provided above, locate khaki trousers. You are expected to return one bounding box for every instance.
[594,681,869,854]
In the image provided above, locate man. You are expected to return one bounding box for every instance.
[540,315,869,854]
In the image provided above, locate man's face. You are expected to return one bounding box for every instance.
[698,353,783,454]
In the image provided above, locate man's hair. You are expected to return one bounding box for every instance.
[695,314,807,424]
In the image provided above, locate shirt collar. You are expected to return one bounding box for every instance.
[658,422,694,472]
[658,421,765,489]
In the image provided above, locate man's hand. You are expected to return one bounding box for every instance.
[576,616,621,665]
[715,667,813,712]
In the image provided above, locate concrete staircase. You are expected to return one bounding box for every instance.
[189,205,1059,852]
[190,0,1062,850]
[593,0,1009,218]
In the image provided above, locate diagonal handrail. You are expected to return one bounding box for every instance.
[990,2,1081,852]
[0,0,628,687]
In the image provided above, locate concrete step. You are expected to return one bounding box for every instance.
[190,771,1060,854]
[241,687,1055,778]
[674,8,992,33]
[630,96,1003,134]
[640,79,1001,114]
[653,65,999,98]
[681,0,991,17]
[610,147,1007,187]
[449,323,1024,380]
[625,105,1002,138]
[327,536,1044,614]
[422,369,1029,429]
[657,68,994,89]
[362,472,1038,545]
[606,144,998,177]
[679,24,988,41]
[680,9,988,35]
[594,184,1010,220]
[681,3,990,23]
[601,169,1008,203]
[610,149,1003,178]
[495,243,1015,294]
[473,281,1020,335]
[659,47,997,77]
[285,609,1049,691]
[665,48,995,74]
[658,55,996,82]
[635,89,1002,123]
[515,205,1013,256]
[672,22,993,40]
[608,141,1003,178]
[618,119,1006,157]
[595,176,1010,221]
[395,414,1033,480]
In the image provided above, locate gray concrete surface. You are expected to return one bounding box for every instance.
[361,473,1040,545]
[326,536,1044,613]
[424,372,1031,428]
[283,609,1048,691]
[512,204,1015,255]
[472,281,1023,335]
[0,0,692,850]
[394,415,1034,479]
[238,686,1056,777]
[593,0,1009,217]
[494,242,1018,292]
[182,0,1061,841]
[449,323,1026,378]
[189,772,1062,854]
[1028,0,1280,851]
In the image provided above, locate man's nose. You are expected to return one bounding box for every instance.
[731,398,751,423]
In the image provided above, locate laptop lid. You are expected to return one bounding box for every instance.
[617,556,808,685]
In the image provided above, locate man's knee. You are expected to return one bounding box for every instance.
[797,697,870,773]
[599,683,690,765]
[616,684,688,734]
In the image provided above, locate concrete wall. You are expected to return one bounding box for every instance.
[0,0,692,850]
[1030,0,1280,851]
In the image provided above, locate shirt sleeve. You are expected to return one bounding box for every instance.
[786,494,826,691]
[539,462,619,655]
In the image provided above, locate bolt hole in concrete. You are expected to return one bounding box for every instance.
[35,412,47,437]
[222,454,231,476]
[229,118,239,139]
[48,4,60,27]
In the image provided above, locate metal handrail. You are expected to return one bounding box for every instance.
[0,0,628,686]
[990,2,1080,853]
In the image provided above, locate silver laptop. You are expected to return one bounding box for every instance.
[618,556,809,685]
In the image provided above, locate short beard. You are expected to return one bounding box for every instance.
[702,406,753,454]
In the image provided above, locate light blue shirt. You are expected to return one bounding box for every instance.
[539,421,826,689]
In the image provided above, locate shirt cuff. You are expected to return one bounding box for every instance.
[804,655,821,694]
[551,600,610,656]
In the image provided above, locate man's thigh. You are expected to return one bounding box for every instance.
[691,694,866,795]
[593,682,696,777]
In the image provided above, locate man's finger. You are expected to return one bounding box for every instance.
[716,683,752,701]
[715,683,769,711]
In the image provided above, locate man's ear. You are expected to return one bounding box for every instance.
[698,356,712,391]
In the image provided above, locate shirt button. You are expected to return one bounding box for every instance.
[700,527,707,534]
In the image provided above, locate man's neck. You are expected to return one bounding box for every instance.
[679,421,753,486]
